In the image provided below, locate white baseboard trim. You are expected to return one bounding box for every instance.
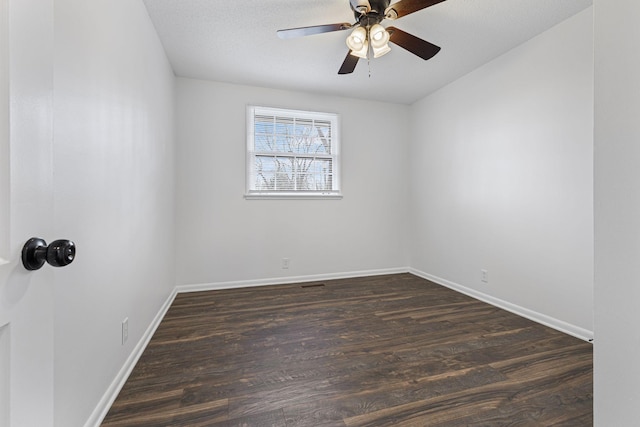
[176,267,410,293]
[409,268,593,343]
[84,287,178,427]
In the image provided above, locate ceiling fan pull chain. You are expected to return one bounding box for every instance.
[367,30,371,78]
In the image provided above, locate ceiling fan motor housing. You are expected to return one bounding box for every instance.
[352,0,392,21]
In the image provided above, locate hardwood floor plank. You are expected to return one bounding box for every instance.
[282,366,505,426]
[100,389,183,426]
[101,273,592,426]
[207,408,287,427]
[340,343,592,426]
[101,398,228,426]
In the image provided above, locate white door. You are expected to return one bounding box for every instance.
[0,0,56,426]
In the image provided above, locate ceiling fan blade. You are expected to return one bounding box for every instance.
[338,51,359,74]
[277,23,353,39]
[387,26,441,60]
[385,0,446,20]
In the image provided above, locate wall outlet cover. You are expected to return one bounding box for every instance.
[481,269,489,283]
[122,318,129,345]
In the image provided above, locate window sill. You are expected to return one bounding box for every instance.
[244,193,343,200]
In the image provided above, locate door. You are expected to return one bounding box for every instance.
[0,0,55,426]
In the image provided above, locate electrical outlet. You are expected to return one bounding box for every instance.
[282,258,290,269]
[122,318,128,345]
[481,269,489,284]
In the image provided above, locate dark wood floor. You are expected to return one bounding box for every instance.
[101,273,592,426]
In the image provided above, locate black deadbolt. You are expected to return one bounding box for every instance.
[22,237,76,271]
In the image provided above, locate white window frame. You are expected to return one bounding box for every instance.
[245,105,342,199]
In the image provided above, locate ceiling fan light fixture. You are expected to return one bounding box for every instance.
[351,0,371,14]
[369,24,391,58]
[346,26,368,58]
[350,40,369,59]
[372,43,391,58]
[385,8,398,20]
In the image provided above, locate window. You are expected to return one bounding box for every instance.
[246,106,341,198]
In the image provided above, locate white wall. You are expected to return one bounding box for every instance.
[175,78,409,287]
[52,1,175,426]
[409,8,594,335]
[594,0,640,423]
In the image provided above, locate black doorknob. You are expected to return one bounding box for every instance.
[22,237,76,271]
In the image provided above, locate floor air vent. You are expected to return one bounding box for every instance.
[301,283,325,288]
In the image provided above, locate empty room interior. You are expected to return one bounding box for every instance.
[2,0,640,426]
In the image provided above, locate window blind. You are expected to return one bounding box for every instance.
[246,106,341,197]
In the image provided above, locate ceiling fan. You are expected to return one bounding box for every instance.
[277,0,446,75]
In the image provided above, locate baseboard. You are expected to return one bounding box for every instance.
[176,267,410,293]
[83,287,178,427]
[409,268,593,343]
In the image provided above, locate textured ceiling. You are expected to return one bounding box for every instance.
[142,0,592,105]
